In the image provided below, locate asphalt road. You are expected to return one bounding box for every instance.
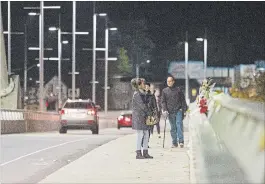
[0,128,134,184]
[0,111,189,184]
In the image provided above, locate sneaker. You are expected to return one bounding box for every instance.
[171,144,178,148]
[179,143,184,148]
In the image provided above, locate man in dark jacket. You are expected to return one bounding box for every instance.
[161,76,188,148]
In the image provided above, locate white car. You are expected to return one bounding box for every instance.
[59,99,99,134]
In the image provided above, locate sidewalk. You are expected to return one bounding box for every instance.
[39,129,191,183]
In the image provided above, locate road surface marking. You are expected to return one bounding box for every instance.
[0,138,89,167]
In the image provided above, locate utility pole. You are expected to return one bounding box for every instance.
[23,24,28,107]
[58,14,62,107]
[104,18,109,114]
[7,1,11,75]
[72,1,76,100]
[185,31,189,104]
[92,2,97,103]
[39,1,44,111]
[204,28,207,79]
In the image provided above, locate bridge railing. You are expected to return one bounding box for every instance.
[188,93,264,183]
[0,108,60,134]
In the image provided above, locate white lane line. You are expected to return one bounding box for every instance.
[0,138,89,167]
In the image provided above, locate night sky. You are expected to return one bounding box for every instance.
[1,1,265,85]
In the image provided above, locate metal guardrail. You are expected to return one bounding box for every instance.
[188,94,265,183]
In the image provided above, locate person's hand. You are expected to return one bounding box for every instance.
[162,110,169,114]
[162,110,169,118]
[183,109,190,118]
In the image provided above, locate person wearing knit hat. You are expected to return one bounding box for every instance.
[131,77,153,159]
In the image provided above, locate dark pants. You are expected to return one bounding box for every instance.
[150,123,161,135]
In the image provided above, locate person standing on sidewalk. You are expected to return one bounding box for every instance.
[153,88,162,138]
[131,78,153,159]
[141,83,158,147]
[161,76,188,148]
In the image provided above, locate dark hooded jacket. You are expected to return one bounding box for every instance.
[161,85,188,114]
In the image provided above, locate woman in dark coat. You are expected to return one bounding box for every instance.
[131,78,153,159]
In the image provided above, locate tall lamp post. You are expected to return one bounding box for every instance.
[101,13,118,114]
[185,31,189,104]
[196,28,207,79]
[136,60,151,78]
[72,1,76,100]
[39,1,45,111]
[7,1,11,75]
[92,6,107,104]
[23,4,61,111]
[104,23,117,114]
[49,25,62,108]
[49,29,88,102]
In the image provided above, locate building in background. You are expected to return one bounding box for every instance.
[234,64,256,89]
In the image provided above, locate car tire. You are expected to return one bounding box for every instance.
[59,127,67,134]
[92,125,99,134]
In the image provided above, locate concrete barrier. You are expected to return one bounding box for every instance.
[188,94,265,183]
[0,109,124,134]
[0,109,60,134]
[209,94,265,183]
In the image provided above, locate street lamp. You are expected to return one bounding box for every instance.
[34,57,70,61]
[39,1,44,111]
[196,28,207,80]
[196,38,204,42]
[7,1,11,75]
[27,63,40,71]
[49,23,62,108]
[185,31,189,104]
[101,14,118,114]
[28,12,38,16]
[28,47,53,51]
[136,60,151,78]
[23,4,61,111]
[99,13,107,16]
[104,25,118,114]
[48,27,57,31]
[72,1,76,100]
[92,9,107,104]
[109,27,118,31]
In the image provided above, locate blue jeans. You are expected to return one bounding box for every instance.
[137,130,149,150]
[168,110,184,145]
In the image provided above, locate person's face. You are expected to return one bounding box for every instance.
[167,77,175,87]
[155,89,160,96]
[145,85,150,91]
[139,80,145,89]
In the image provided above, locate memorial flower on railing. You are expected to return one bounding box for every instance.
[197,78,215,116]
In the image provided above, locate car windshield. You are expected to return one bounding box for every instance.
[63,102,94,109]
